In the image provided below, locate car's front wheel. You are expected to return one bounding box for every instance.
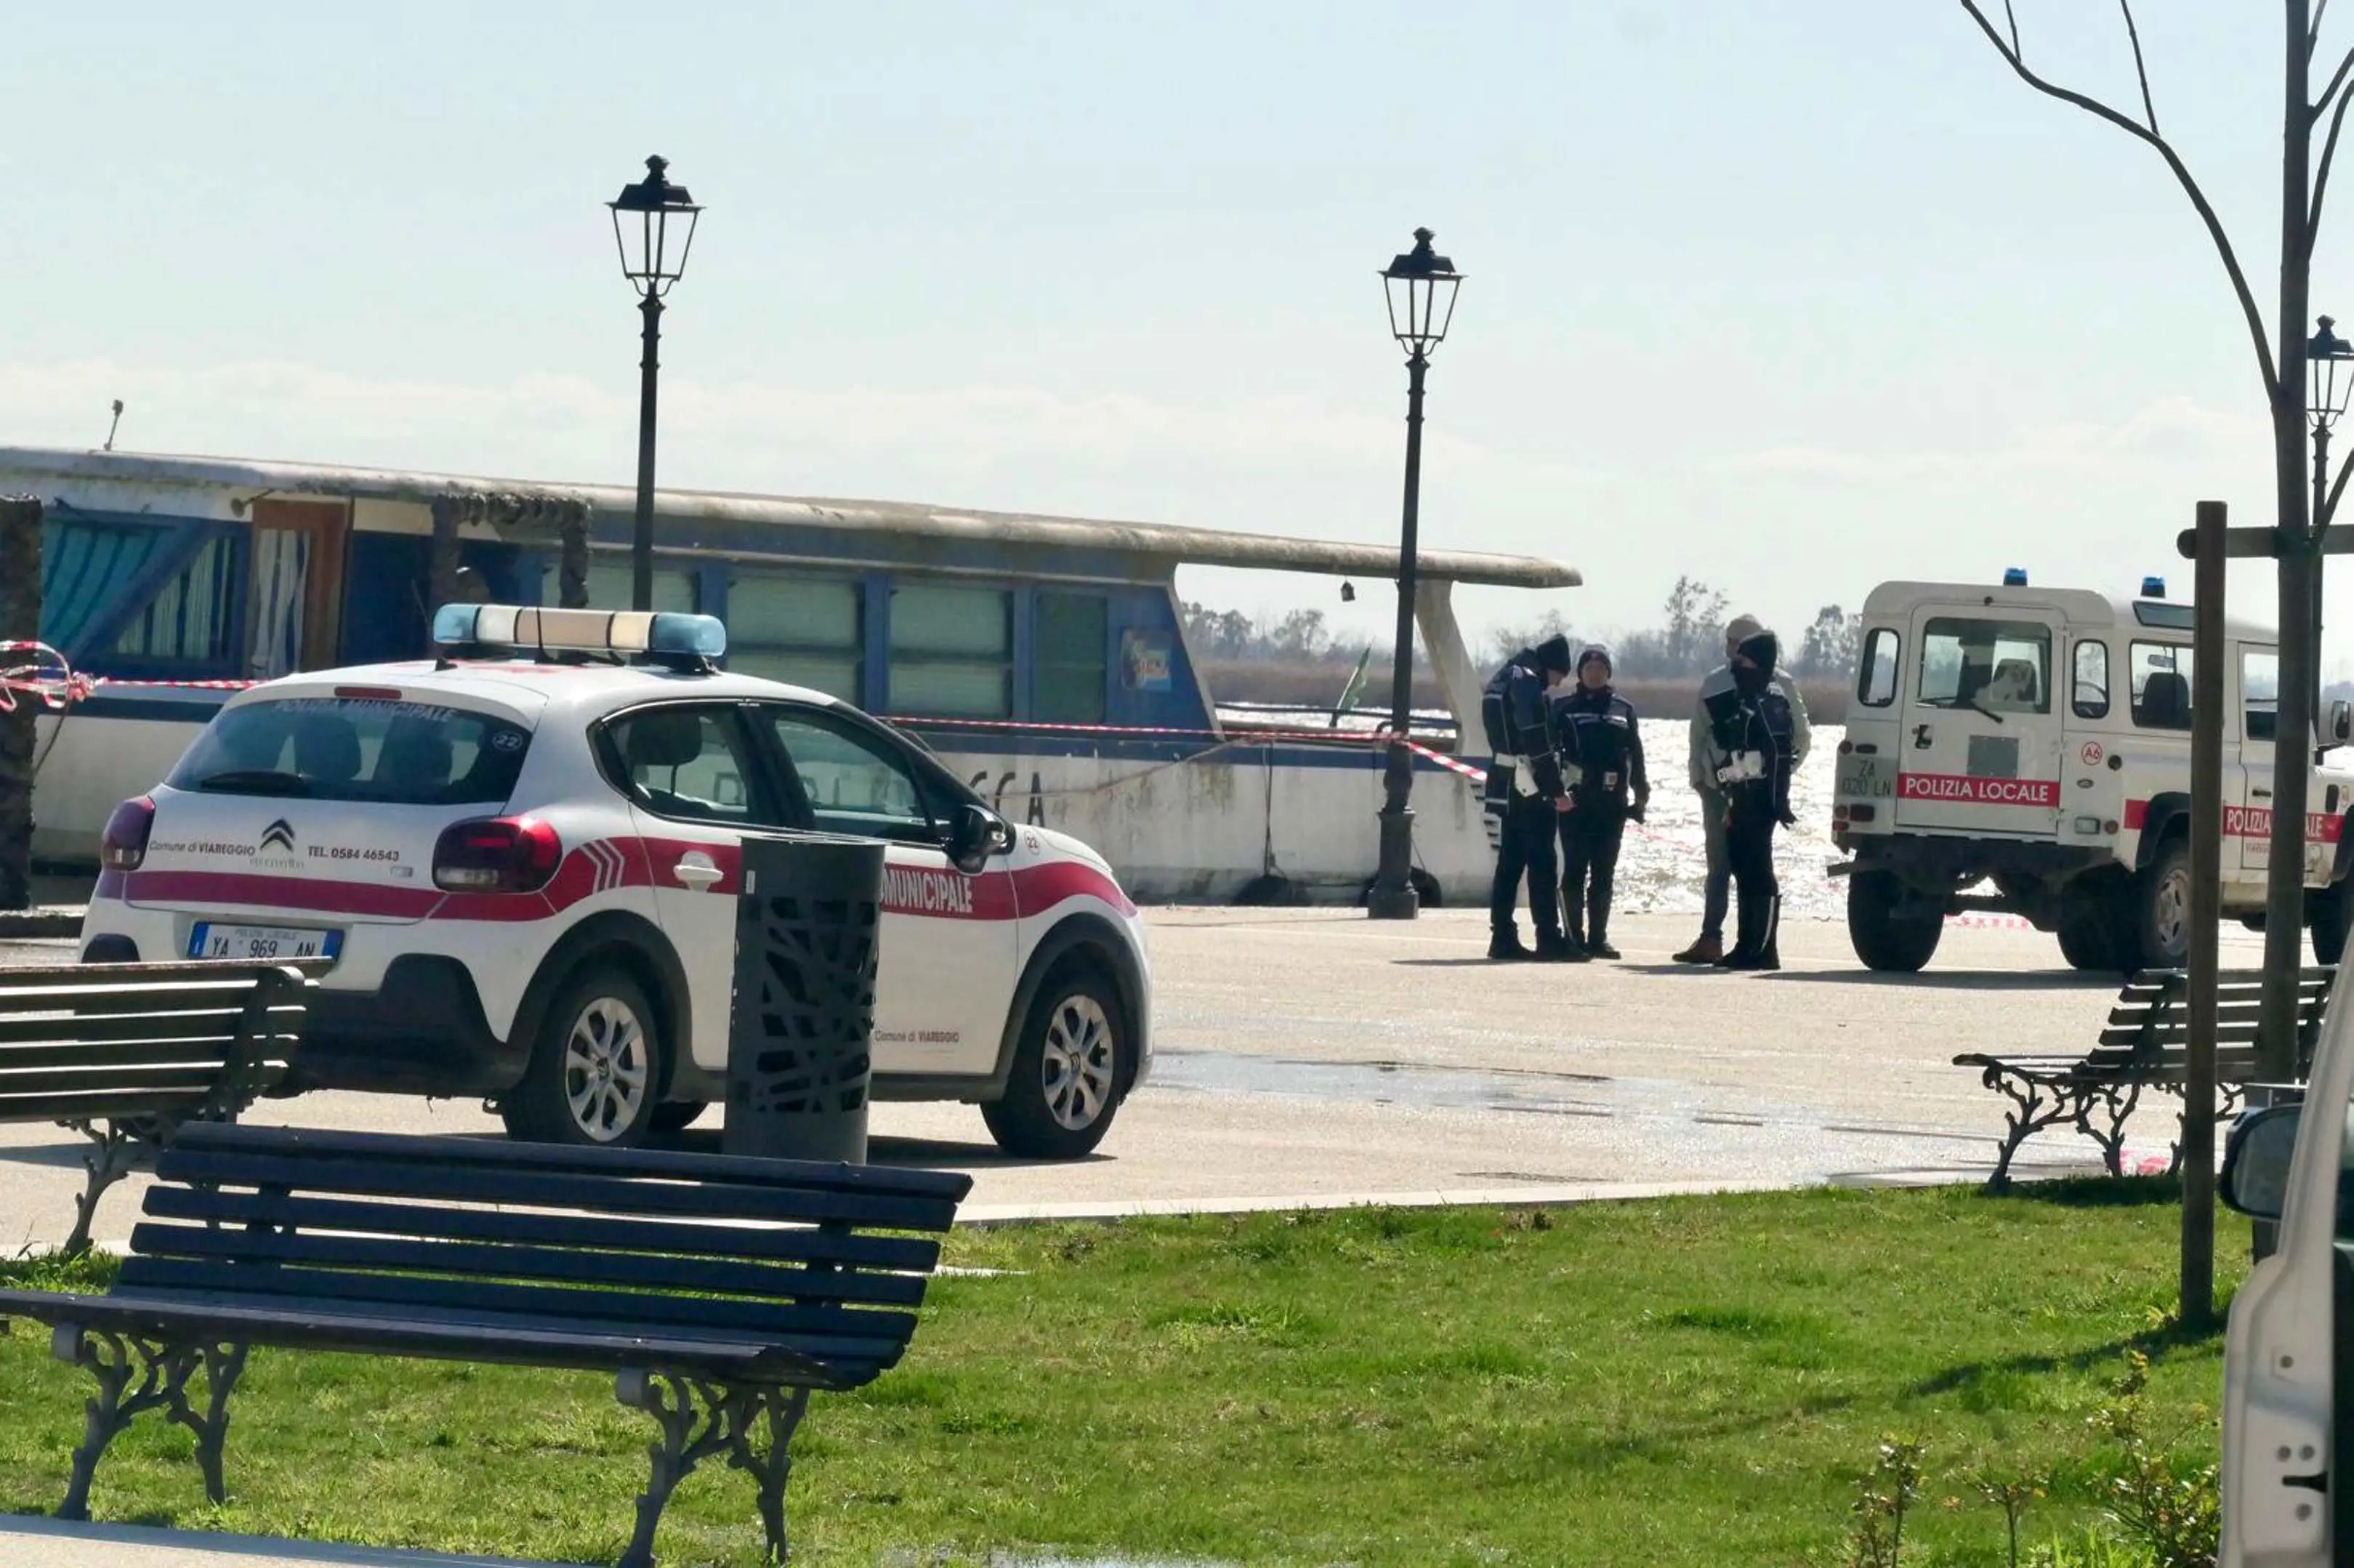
[982,969,1129,1160]
[501,967,664,1147]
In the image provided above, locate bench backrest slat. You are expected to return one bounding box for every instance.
[126,1220,932,1308]
[139,1185,943,1275]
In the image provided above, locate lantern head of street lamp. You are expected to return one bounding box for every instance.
[609,155,703,300]
[2312,315,2354,429]
[1382,227,1463,361]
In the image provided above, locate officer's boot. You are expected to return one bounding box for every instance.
[1535,926,1587,963]
[1488,926,1533,962]
[1587,910,1621,962]
[1755,895,1782,971]
[1719,891,1775,971]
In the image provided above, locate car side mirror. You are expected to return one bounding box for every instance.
[947,801,1009,875]
[2220,1102,2305,1221]
[2331,700,2351,745]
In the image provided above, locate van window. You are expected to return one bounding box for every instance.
[2244,647,2280,743]
[2129,642,2193,731]
[1918,618,2050,714]
[1856,629,1899,708]
[2072,639,2111,720]
[167,697,533,806]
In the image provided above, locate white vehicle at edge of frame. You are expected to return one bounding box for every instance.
[76,603,1154,1155]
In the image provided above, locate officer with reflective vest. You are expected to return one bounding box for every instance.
[1550,644,1649,961]
[1702,626,1798,971]
[1481,634,1576,961]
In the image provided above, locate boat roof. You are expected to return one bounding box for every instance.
[0,445,1582,591]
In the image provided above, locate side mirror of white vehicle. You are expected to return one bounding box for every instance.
[2331,699,2352,745]
[946,801,1011,876]
[2220,1103,2304,1221]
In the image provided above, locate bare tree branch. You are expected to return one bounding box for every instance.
[2318,42,2354,119]
[2119,1,2158,133]
[1958,0,2280,395]
[2315,75,2354,253]
[2316,0,2334,60]
[2004,0,2020,57]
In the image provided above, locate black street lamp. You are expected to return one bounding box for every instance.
[2308,315,2353,718]
[608,155,704,612]
[1367,227,1464,921]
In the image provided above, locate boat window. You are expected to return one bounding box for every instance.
[41,520,172,652]
[166,696,533,806]
[889,583,1012,719]
[585,561,698,614]
[727,573,863,701]
[113,534,238,665]
[2244,646,2280,743]
[1855,628,1899,708]
[1916,617,2051,715]
[1036,593,1110,724]
[2129,642,2193,731]
[760,706,937,843]
[2072,639,2111,720]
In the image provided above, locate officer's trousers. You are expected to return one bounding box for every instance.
[1560,805,1626,943]
[1725,804,1781,960]
[1698,785,1731,943]
[1488,794,1561,937]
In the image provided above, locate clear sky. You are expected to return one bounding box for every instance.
[6,3,2353,668]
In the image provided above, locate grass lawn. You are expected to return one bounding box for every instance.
[0,1181,2242,1567]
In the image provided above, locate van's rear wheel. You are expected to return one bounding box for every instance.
[2128,838,2193,972]
[2056,911,2126,972]
[1847,870,1943,972]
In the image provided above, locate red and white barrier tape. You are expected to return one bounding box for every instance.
[0,642,94,714]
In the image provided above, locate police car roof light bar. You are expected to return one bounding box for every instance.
[2002,567,2028,586]
[2142,575,2167,599]
[430,603,728,660]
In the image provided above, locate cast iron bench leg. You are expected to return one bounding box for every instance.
[617,1372,812,1567]
[60,1119,160,1259]
[1977,1067,2075,1192]
[2075,1081,2143,1178]
[51,1326,248,1520]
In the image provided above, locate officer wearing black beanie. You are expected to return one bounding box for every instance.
[1702,627,1798,970]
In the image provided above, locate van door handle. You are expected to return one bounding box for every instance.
[673,854,725,890]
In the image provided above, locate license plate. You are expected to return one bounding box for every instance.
[1837,754,1897,800]
[188,924,342,963]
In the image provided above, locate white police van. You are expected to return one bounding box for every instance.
[79,604,1153,1155]
[1832,573,2354,973]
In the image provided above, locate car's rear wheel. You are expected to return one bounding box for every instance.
[502,967,663,1147]
[1847,870,1943,972]
[982,969,1128,1160]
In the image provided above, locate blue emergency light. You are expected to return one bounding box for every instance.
[2141,575,2167,599]
[431,603,728,659]
[2002,567,2028,587]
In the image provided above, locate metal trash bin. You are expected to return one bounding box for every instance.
[723,834,883,1163]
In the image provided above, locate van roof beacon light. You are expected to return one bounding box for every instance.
[2142,575,2168,599]
[2003,567,2029,587]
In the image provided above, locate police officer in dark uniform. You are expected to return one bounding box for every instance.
[1481,634,1576,961]
[1552,644,1648,961]
[1703,626,1797,971]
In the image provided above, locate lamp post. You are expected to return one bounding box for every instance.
[1367,228,1464,921]
[608,156,704,612]
[2309,316,2353,720]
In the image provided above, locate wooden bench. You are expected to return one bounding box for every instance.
[1954,966,2334,1189]
[0,961,311,1253]
[0,1122,973,1567]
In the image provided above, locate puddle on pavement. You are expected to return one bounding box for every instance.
[1150,1049,1614,1116]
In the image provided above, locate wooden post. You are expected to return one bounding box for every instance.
[0,496,41,910]
[2182,500,2227,1325]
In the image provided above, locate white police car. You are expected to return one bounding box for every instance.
[81,604,1152,1155]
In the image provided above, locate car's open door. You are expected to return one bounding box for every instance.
[2221,986,2354,1566]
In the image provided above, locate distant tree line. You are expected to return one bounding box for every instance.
[1487,577,1861,681]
